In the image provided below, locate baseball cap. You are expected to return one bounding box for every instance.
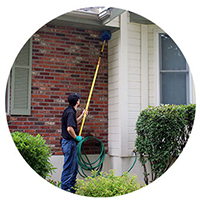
[68,93,82,106]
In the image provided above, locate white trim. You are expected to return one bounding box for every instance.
[188,65,195,104]
[118,11,128,156]
[186,63,190,104]
[141,25,148,110]
[189,69,192,103]
[153,28,163,106]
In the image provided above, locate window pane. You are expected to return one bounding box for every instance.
[160,34,186,70]
[161,72,187,105]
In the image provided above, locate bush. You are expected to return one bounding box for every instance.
[47,179,62,188]
[11,131,55,179]
[135,104,196,185]
[74,170,144,197]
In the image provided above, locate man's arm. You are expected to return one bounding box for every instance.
[67,126,82,141]
[67,126,77,139]
[77,109,88,124]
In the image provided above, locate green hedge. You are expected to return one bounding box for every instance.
[74,170,144,197]
[135,104,196,185]
[11,131,55,179]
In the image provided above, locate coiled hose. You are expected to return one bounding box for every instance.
[77,136,105,178]
[77,136,137,178]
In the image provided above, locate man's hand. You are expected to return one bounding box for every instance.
[77,109,89,124]
[75,135,82,142]
[82,109,88,117]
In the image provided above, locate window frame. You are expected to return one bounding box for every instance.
[158,33,190,105]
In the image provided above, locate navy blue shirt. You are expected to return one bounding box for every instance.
[61,105,78,140]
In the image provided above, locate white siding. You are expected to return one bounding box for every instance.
[127,21,141,155]
[148,25,158,106]
[108,30,120,156]
[108,13,142,157]
[108,12,195,178]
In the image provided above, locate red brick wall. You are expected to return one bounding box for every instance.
[7,25,108,155]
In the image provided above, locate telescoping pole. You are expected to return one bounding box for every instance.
[79,30,111,136]
[79,40,106,136]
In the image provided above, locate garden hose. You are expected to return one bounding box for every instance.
[77,136,137,178]
[77,136,105,178]
[127,149,137,173]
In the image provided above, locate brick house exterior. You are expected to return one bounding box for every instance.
[6,8,196,182]
[7,25,109,155]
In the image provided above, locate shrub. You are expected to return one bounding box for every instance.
[11,131,55,179]
[135,104,196,185]
[47,179,62,188]
[74,170,144,197]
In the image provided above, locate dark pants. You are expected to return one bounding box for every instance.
[61,138,78,193]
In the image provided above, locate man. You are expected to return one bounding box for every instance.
[61,93,87,193]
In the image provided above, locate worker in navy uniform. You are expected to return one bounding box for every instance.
[61,93,88,193]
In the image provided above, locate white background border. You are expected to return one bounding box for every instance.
[1,0,199,202]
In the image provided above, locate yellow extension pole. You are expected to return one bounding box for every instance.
[79,40,106,136]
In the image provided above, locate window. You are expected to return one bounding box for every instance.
[159,34,189,105]
[10,38,32,115]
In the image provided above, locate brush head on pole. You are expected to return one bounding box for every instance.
[101,30,111,41]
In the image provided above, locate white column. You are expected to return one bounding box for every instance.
[141,25,149,110]
[118,11,129,157]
